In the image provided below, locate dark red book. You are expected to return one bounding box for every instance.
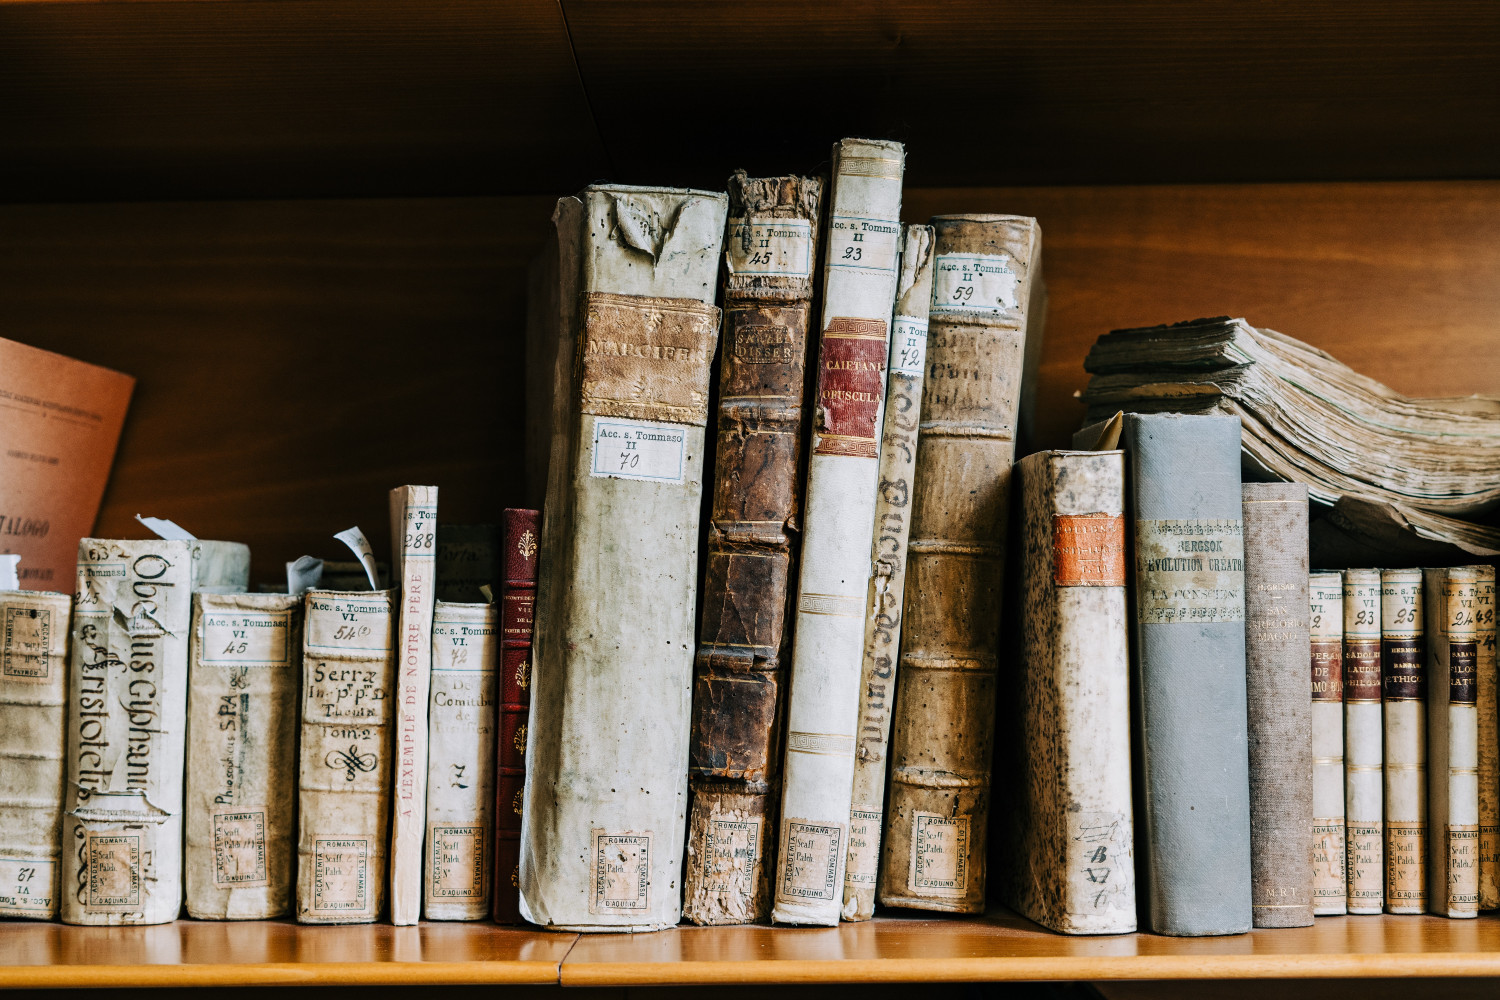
[493,507,539,922]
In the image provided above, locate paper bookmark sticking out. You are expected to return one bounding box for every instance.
[286,555,325,596]
[0,554,19,591]
[479,584,494,604]
[135,514,197,540]
[334,527,381,590]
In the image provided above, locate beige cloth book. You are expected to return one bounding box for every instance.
[1380,569,1426,913]
[184,592,303,919]
[1342,567,1383,914]
[1476,566,1498,909]
[0,588,71,919]
[1426,566,1480,918]
[423,600,498,920]
[388,484,439,925]
[1309,571,1347,915]
[295,588,398,924]
[62,538,251,925]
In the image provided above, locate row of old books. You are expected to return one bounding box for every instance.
[0,498,541,925]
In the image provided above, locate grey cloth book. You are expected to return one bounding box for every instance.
[1121,412,1253,936]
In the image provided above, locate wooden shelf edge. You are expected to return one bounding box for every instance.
[0,961,568,989]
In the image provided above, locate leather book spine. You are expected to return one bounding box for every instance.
[1308,571,1347,915]
[1343,567,1384,914]
[1004,449,1135,934]
[842,222,934,921]
[682,173,822,926]
[879,213,1040,916]
[1476,566,1498,909]
[1117,413,1252,936]
[773,139,903,927]
[1426,566,1480,918]
[62,538,249,926]
[1242,483,1313,927]
[0,588,71,919]
[493,507,538,923]
[184,592,303,919]
[295,588,397,924]
[521,185,726,931]
[1380,568,1426,913]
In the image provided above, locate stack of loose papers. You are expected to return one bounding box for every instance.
[1079,317,1500,555]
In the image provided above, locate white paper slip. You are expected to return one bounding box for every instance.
[135,514,197,540]
[0,554,18,591]
[590,419,687,484]
[334,527,381,589]
[286,555,324,596]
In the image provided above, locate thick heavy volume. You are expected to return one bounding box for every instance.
[493,508,538,923]
[0,588,71,919]
[774,139,904,927]
[1118,413,1252,937]
[185,592,303,919]
[684,173,822,927]
[1476,567,1498,910]
[880,214,1040,916]
[63,538,250,925]
[1426,567,1481,918]
[1380,569,1425,914]
[1309,571,1347,915]
[1241,483,1313,928]
[1003,449,1135,934]
[295,589,397,924]
[521,185,726,932]
[1343,568,1384,914]
[843,223,934,922]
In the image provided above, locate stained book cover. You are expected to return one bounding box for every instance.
[1343,568,1384,914]
[1308,571,1347,914]
[682,173,822,926]
[880,214,1040,916]
[63,538,251,925]
[184,592,303,919]
[1381,568,1426,913]
[520,184,726,931]
[493,508,538,922]
[1476,566,1498,909]
[1425,566,1481,918]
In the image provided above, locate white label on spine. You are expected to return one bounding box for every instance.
[931,253,1020,314]
[0,858,54,912]
[201,609,292,665]
[725,216,813,277]
[890,314,928,376]
[827,215,900,273]
[1133,518,1246,624]
[590,419,686,484]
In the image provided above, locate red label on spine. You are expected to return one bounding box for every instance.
[1382,638,1425,701]
[1052,513,1126,587]
[1344,640,1382,702]
[1311,641,1343,702]
[813,317,887,458]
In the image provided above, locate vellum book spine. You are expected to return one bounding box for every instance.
[1308,571,1347,915]
[1426,566,1480,918]
[295,588,397,924]
[879,213,1040,916]
[389,483,438,925]
[184,592,303,919]
[1242,483,1313,927]
[0,588,71,919]
[63,538,251,926]
[1343,568,1383,914]
[1005,449,1135,934]
[1118,413,1251,937]
[1476,566,1498,909]
[1380,568,1425,913]
[772,139,904,927]
[423,600,497,919]
[842,222,934,921]
[683,173,822,926]
[521,184,726,931]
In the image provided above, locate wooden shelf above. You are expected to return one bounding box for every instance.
[6,911,1500,986]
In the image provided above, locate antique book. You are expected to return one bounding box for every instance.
[682,172,822,926]
[525,220,564,510]
[388,484,439,925]
[521,184,726,931]
[295,588,397,924]
[183,592,302,919]
[1116,412,1251,936]
[0,588,71,919]
[1002,448,1134,934]
[773,138,903,927]
[1426,566,1481,918]
[1380,568,1426,913]
[842,222,934,921]
[423,600,497,920]
[879,213,1041,916]
[0,338,134,591]
[1477,566,1499,909]
[435,524,498,603]
[63,537,250,926]
[493,508,538,923]
[1343,567,1384,914]
[1242,482,1313,927]
[1309,571,1347,915]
